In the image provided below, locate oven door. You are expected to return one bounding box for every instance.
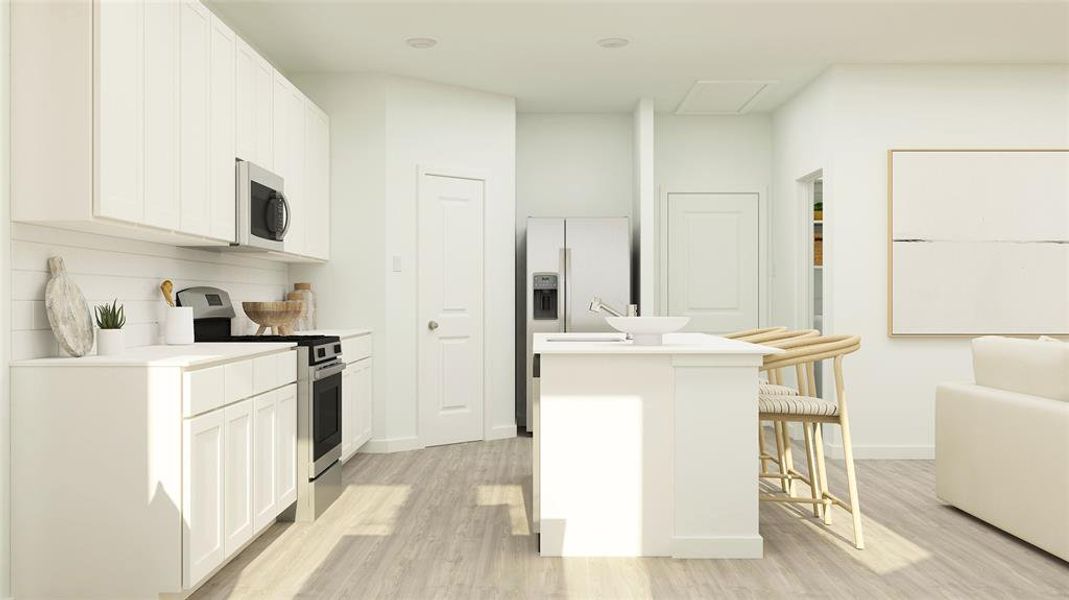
[311,361,344,478]
[236,160,289,252]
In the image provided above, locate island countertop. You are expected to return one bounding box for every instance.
[533,332,782,355]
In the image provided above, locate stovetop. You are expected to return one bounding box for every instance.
[222,334,341,347]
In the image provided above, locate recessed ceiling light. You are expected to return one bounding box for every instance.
[596,37,630,49]
[405,37,438,49]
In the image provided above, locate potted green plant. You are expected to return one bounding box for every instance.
[95,299,126,356]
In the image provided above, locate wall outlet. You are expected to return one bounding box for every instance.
[392,255,403,272]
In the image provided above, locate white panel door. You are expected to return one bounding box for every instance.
[182,409,225,589]
[96,0,144,224]
[419,173,485,447]
[252,391,278,531]
[276,384,298,507]
[208,15,236,242]
[223,399,253,557]
[178,0,211,237]
[143,0,180,230]
[564,218,631,332]
[667,193,759,333]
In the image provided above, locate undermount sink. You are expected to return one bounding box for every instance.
[604,316,691,345]
[545,335,627,343]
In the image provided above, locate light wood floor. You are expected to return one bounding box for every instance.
[192,436,1069,599]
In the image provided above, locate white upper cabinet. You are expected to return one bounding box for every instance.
[236,39,274,169]
[12,0,327,257]
[208,15,237,242]
[96,0,145,225]
[178,0,211,238]
[305,100,331,261]
[143,0,180,230]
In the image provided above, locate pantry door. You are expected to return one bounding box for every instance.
[666,193,759,333]
[418,169,486,447]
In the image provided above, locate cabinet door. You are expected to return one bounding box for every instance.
[178,0,211,237]
[355,358,374,449]
[223,399,254,557]
[143,0,180,230]
[341,364,355,460]
[304,101,330,260]
[276,384,298,507]
[281,80,307,256]
[183,409,225,589]
[236,40,274,168]
[252,390,278,531]
[96,0,145,224]
[271,73,289,184]
[208,14,236,242]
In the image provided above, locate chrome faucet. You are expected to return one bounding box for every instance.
[588,296,626,317]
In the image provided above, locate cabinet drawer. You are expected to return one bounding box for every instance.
[253,350,297,394]
[224,359,253,404]
[184,365,225,417]
[342,334,372,363]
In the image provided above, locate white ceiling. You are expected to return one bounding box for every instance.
[207,1,1069,113]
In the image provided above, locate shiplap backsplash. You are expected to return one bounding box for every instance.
[11,223,290,360]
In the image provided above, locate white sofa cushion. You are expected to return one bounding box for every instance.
[972,336,1069,402]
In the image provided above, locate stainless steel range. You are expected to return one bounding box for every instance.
[177,286,344,521]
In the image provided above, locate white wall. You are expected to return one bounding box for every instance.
[772,65,1069,458]
[653,113,774,323]
[1,2,10,594]
[293,73,517,450]
[10,224,290,361]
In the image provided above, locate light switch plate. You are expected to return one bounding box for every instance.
[392,256,403,272]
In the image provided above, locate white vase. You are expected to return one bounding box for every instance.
[164,306,195,345]
[97,329,125,356]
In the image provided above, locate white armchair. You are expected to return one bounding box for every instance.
[936,336,1069,562]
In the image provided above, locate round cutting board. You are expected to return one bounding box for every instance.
[44,256,94,357]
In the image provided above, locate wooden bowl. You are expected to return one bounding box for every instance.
[242,301,304,335]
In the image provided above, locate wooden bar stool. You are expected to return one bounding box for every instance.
[758,335,865,549]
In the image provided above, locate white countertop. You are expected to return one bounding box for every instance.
[300,328,372,338]
[11,342,297,369]
[534,332,782,355]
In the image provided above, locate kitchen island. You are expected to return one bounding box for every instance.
[533,332,779,559]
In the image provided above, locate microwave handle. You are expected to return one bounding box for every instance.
[278,192,292,239]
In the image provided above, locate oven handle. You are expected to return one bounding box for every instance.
[313,361,345,380]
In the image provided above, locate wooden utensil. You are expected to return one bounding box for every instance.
[160,280,175,307]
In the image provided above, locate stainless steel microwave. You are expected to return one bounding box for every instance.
[234,160,289,252]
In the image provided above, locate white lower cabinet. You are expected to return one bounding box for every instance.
[223,399,254,557]
[342,357,373,461]
[252,392,279,531]
[277,384,299,506]
[183,409,226,589]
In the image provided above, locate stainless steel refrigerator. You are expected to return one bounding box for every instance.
[524,217,631,430]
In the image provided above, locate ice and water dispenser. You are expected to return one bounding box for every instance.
[532,273,559,320]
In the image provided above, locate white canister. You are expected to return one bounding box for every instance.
[96,329,125,356]
[164,306,195,345]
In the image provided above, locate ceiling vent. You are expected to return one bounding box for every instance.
[675,80,777,115]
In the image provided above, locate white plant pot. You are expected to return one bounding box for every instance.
[164,306,195,345]
[97,329,125,356]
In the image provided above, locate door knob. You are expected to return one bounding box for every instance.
[428,320,439,331]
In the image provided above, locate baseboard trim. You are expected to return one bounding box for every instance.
[824,444,935,460]
[672,535,763,559]
[486,424,517,441]
[360,436,423,454]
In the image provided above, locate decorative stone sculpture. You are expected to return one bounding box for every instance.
[44,256,94,357]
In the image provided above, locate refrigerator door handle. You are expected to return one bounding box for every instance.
[558,247,567,332]
[564,247,573,332]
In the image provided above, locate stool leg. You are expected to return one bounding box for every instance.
[780,422,795,496]
[773,422,789,493]
[802,422,821,518]
[813,423,831,525]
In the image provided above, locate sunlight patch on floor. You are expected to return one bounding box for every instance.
[346,484,412,536]
[476,484,530,535]
[773,502,932,575]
